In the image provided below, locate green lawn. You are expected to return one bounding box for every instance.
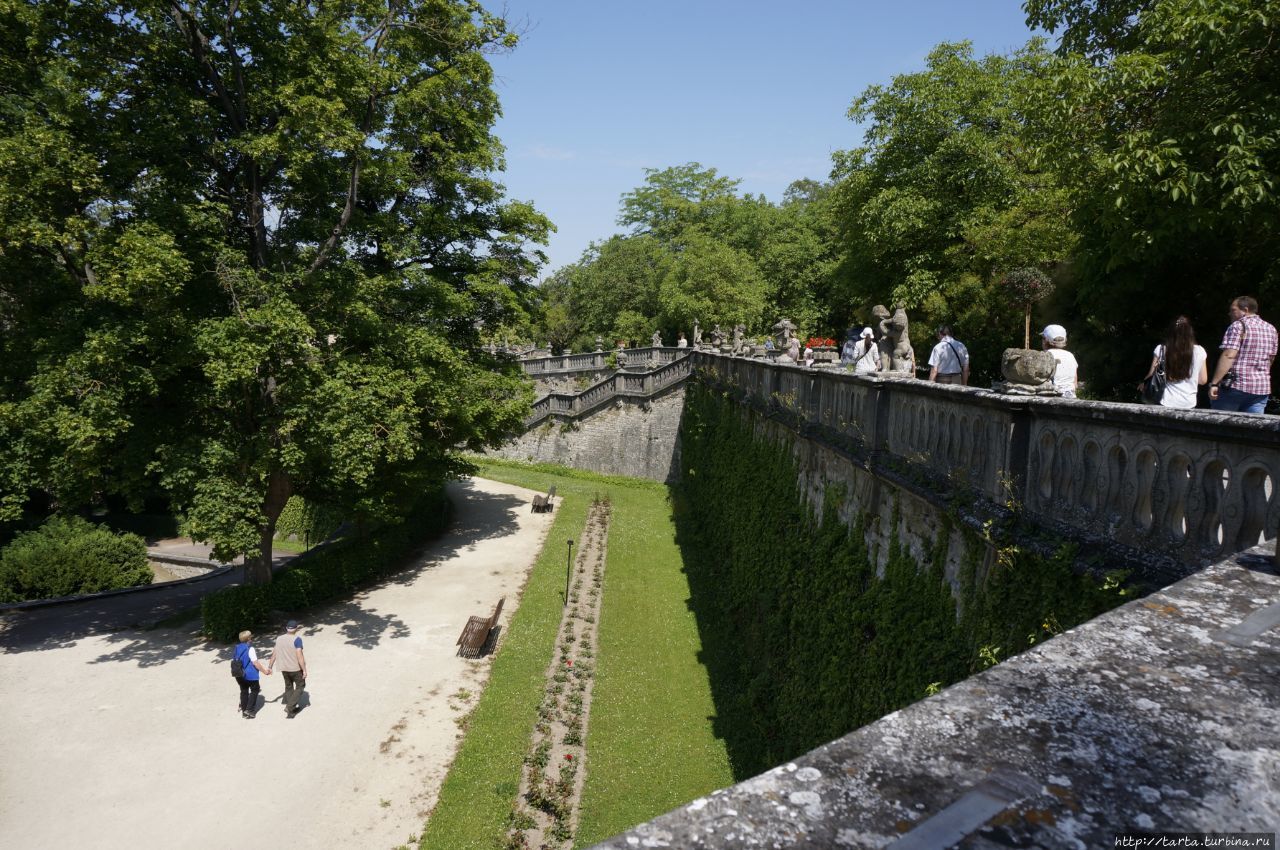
[419,469,590,850]
[574,472,733,846]
[419,459,732,849]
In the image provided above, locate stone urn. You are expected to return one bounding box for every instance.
[993,348,1059,395]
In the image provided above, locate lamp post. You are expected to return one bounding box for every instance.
[565,539,574,606]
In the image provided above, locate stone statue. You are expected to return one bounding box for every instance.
[992,348,1059,395]
[692,319,702,347]
[731,324,745,354]
[594,335,604,352]
[773,318,798,363]
[872,305,915,374]
[652,330,663,348]
[710,324,725,347]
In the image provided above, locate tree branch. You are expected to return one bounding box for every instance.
[167,2,244,133]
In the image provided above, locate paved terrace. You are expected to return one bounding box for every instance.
[595,545,1280,848]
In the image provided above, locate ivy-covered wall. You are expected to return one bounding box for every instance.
[677,383,1133,778]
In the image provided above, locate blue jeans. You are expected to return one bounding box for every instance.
[1212,386,1269,414]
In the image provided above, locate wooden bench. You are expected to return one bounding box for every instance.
[531,485,557,513]
[456,596,504,658]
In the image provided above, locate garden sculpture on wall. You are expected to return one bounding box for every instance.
[873,305,915,375]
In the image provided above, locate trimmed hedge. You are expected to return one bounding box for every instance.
[273,496,343,546]
[201,487,451,642]
[0,516,151,603]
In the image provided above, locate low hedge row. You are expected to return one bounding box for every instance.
[201,488,451,642]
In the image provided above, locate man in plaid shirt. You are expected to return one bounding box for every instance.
[1209,296,1278,414]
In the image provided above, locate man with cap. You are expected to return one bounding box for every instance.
[1041,324,1079,398]
[268,620,308,718]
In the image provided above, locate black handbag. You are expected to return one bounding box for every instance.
[1142,349,1168,404]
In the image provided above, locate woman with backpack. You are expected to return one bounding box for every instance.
[233,629,272,719]
[1139,315,1208,408]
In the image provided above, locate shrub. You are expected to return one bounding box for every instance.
[273,496,343,546]
[201,486,451,641]
[0,516,151,603]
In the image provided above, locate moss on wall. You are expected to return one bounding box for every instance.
[677,383,1133,778]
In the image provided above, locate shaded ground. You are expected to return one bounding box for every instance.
[0,477,553,850]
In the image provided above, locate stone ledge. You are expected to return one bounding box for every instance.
[591,546,1280,849]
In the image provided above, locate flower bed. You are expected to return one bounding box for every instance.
[505,496,612,849]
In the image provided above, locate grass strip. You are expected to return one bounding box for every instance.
[443,459,732,848]
[419,467,590,850]
[574,482,733,844]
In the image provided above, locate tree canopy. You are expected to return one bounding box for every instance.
[0,0,549,581]
[534,1,1278,397]
[533,163,836,350]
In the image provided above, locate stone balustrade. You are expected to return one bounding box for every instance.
[694,352,1280,570]
[518,345,690,377]
[525,352,694,427]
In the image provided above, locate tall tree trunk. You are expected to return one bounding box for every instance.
[246,469,292,585]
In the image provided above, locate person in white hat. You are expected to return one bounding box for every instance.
[1041,324,1078,398]
[850,326,882,374]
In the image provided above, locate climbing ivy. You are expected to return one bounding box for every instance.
[677,383,1132,777]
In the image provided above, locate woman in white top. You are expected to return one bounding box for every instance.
[849,327,882,374]
[1139,315,1208,408]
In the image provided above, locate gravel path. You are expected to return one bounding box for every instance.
[0,477,553,850]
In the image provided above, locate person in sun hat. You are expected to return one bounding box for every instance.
[1041,324,1079,399]
[268,619,308,718]
[850,327,881,374]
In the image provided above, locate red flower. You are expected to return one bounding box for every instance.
[566,659,573,666]
[565,754,573,761]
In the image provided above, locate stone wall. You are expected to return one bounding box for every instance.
[592,545,1280,849]
[696,352,1280,575]
[529,370,614,398]
[754,412,974,584]
[488,388,685,482]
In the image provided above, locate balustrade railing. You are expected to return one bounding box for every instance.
[693,352,1280,567]
[524,352,694,427]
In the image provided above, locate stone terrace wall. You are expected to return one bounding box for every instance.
[697,352,1280,576]
[592,545,1280,849]
[489,388,685,482]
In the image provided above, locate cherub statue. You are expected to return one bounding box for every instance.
[651,329,663,347]
[872,304,915,374]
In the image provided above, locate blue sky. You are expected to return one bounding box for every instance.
[487,1,1043,275]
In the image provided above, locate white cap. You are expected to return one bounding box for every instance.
[1042,324,1067,343]
[860,327,875,339]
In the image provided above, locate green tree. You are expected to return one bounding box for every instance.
[618,163,742,242]
[830,40,1077,378]
[540,166,837,346]
[657,231,768,333]
[1025,0,1280,395]
[0,0,548,582]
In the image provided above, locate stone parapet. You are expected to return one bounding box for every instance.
[591,546,1280,849]
[525,353,694,428]
[694,352,1280,570]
